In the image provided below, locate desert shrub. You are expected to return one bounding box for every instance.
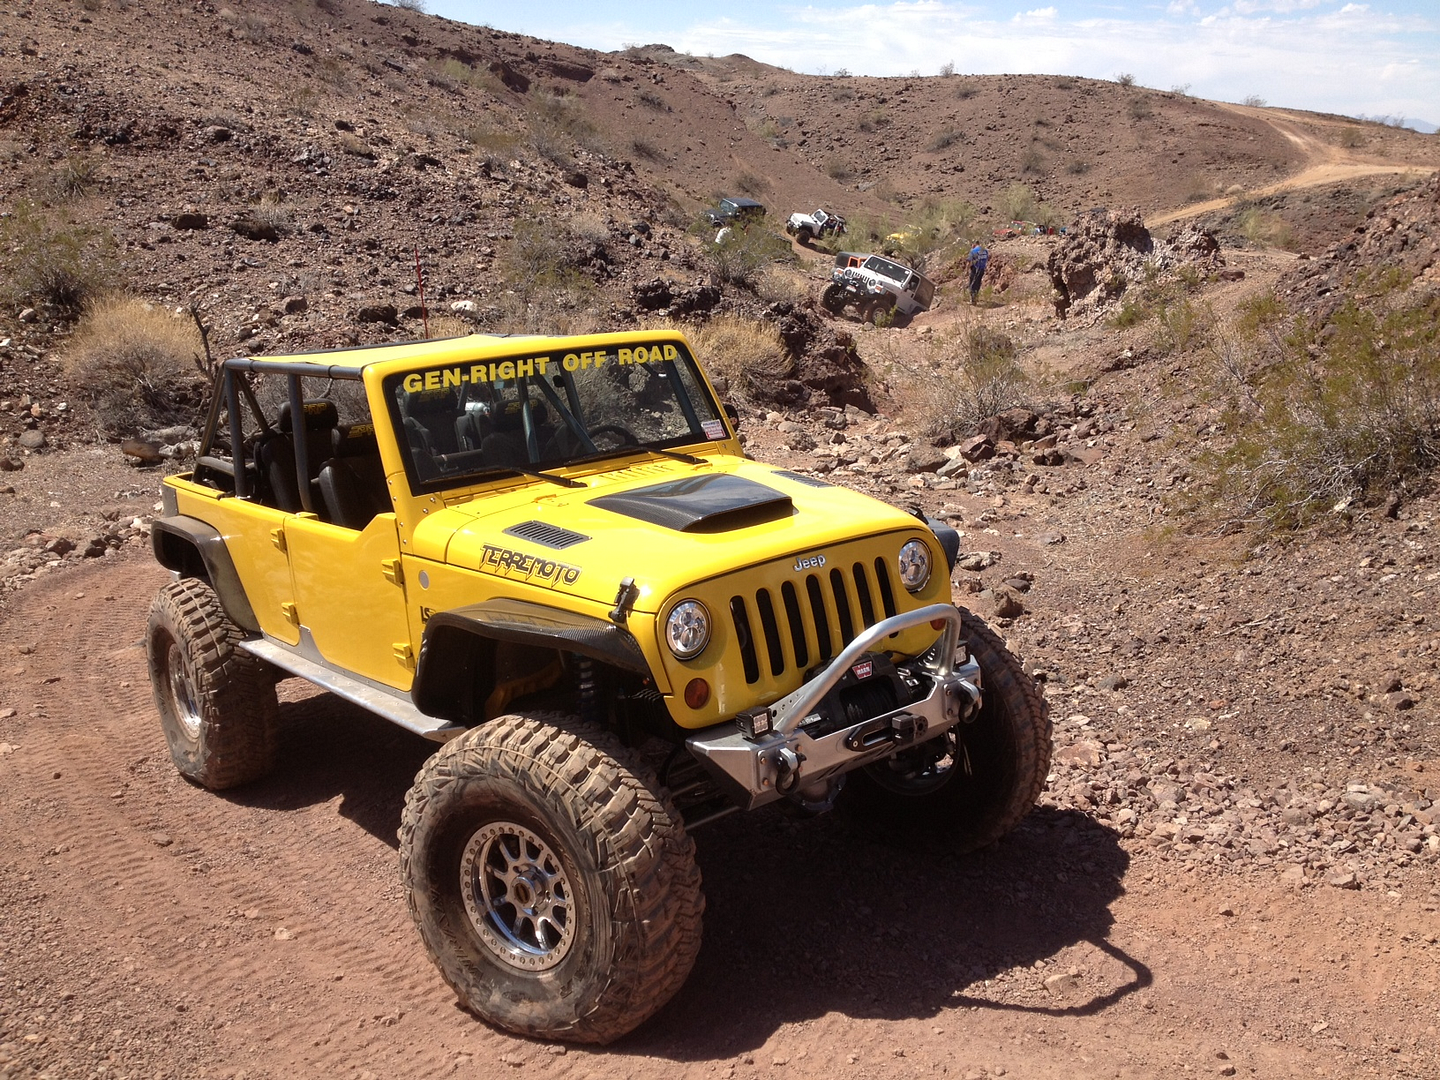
[1337,126,1365,149]
[1115,73,1135,88]
[336,131,373,156]
[832,86,854,102]
[1182,174,1215,204]
[706,226,794,289]
[1020,147,1046,175]
[0,200,112,312]
[637,90,668,111]
[929,127,962,151]
[236,13,270,43]
[630,138,664,162]
[1128,97,1153,121]
[939,61,955,77]
[921,326,1029,438]
[47,154,100,199]
[63,295,205,434]
[1199,289,1440,529]
[857,108,890,132]
[755,265,812,307]
[955,83,979,100]
[1054,76,1077,91]
[734,172,766,196]
[1066,159,1091,175]
[1237,206,1297,251]
[1243,95,1267,108]
[1153,297,1210,355]
[825,158,854,181]
[1108,300,1149,329]
[997,182,1038,222]
[681,314,793,400]
[390,0,427,10]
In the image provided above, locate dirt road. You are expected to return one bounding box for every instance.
[1,553,1436,1079]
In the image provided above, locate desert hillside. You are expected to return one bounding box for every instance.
[1,2,1439,1078]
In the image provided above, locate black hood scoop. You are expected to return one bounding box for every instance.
[588,474,794,532]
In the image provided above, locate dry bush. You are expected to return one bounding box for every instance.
[47,154,100,199]
[755,265,812,307]
[1337,126,1365,149]
[679,315,793,400]
[63,295,205,434]
[918,325,1029,440]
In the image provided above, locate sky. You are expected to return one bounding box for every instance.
[421,0,1439,130]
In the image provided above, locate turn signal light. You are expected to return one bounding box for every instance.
[684,678,710,709]
[931,618,948,630]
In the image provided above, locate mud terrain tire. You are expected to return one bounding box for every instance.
[146,578,279,790]
[399,712,704,1044]
[846,608,1050,851]
[821,282,847,314]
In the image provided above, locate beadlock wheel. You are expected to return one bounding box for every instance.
[461,820,576,971]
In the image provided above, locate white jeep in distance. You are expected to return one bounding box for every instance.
[786,208,846,244]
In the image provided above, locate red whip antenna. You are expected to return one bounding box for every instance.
[413,245,430,339]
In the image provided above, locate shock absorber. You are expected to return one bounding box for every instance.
[575,654,599,725]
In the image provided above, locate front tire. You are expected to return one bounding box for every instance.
[400,712,704,1044]
[146,578,279,790]
[821,282,846,314]
[846,608,1050,851]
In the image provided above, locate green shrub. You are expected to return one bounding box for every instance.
[1199,289,1440,529]
[706,226,794,289]
[1154,298,1210,355]
[0,200,112,312]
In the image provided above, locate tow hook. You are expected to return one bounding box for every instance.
[773,745,805,794]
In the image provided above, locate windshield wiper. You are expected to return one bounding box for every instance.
[566,444,709,468]
[467,464,585,489]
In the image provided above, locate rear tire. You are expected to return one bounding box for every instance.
[147,578,279,790]
[400,712,704,1044]
[845,608,1050,852]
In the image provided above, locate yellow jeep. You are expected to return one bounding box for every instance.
[146,329,1049,1043]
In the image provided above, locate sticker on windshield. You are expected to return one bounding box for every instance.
[701,419,727,440]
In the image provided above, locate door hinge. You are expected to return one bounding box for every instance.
[393,642,415,670]
[281,602,299,626]
[381,558,404,586]
[270,528,287,553]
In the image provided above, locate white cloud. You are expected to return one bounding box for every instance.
[1013,6,1058,21]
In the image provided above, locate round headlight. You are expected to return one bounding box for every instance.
[898,539,932,592]
[665,600,711,660]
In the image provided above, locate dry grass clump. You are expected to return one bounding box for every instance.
[63,295,205,434]
[678,314,793,400]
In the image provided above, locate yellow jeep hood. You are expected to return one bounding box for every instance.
[410,457,925,613]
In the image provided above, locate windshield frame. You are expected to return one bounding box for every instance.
[381,337,732,496]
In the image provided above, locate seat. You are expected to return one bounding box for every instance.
[318,423,390,530]
[479,398,552,468]
[255,400,338,512]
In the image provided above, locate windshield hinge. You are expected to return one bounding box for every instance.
[608,577,638,625]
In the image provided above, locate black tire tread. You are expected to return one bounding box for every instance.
[958,607,1052,846]
[399,712,703,1044]
[147,578,279,790]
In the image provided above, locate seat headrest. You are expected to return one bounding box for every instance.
[332,423,379,458]
[278,400,339,433]
[491,398,549,432]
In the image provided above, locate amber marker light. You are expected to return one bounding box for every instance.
[684,678,711,709]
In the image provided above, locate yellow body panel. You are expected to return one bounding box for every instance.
[169,478,300,646]
[285,513,413,689]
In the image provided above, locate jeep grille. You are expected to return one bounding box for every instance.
[728,558,898,684]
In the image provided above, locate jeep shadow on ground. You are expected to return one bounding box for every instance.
[620,803,1144,1061]
[216,688,435,848]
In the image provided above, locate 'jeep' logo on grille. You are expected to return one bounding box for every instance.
[793,553,826,572]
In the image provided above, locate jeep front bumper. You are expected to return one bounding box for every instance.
[685,604,982,810]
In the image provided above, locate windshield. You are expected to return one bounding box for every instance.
[863,256,909,284]
[385,339,731,493]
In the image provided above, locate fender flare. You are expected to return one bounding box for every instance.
[150,515,261,632]
[412,597,651,723]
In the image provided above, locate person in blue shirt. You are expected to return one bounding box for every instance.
[967,243,990,305]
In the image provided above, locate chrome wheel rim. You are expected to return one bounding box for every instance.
[165,639,203,740]
[460,821,575,971]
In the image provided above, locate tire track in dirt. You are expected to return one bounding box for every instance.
[0,554,584,1077]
